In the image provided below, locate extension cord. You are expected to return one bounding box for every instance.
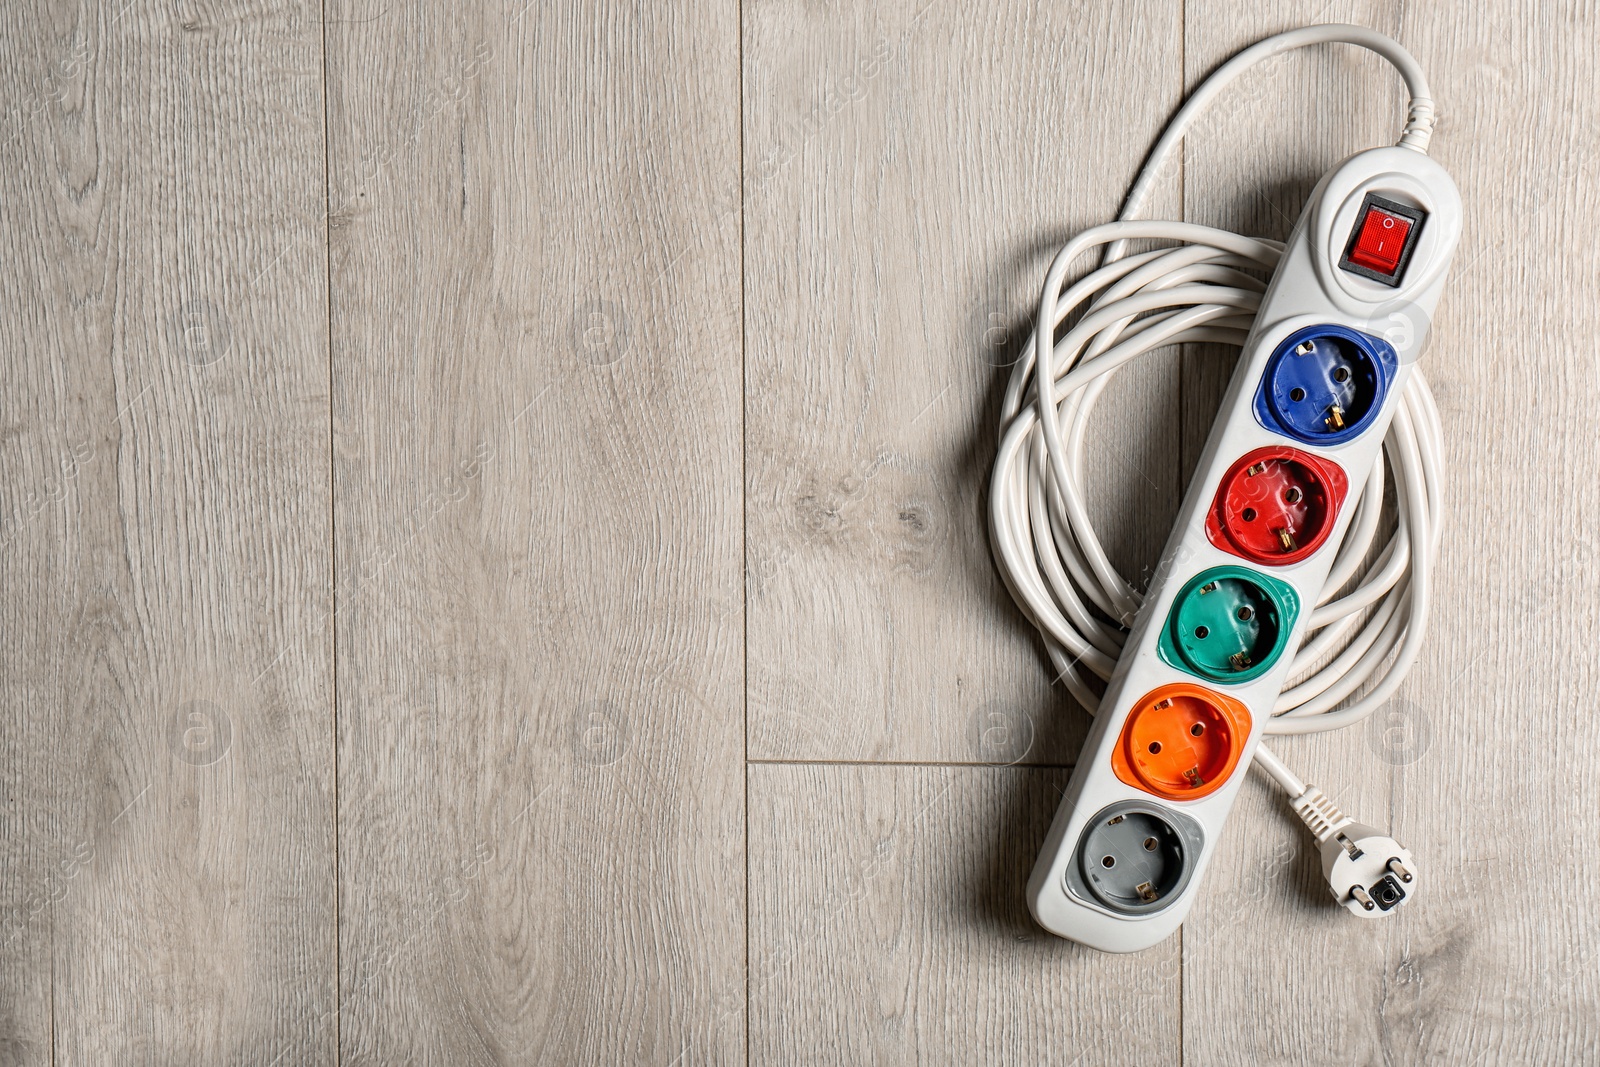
[987,26,1458,952]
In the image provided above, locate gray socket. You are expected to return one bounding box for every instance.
[1068,800,1204,916]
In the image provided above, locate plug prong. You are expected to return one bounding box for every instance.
[1388,858,1414,883]
[1350,885,1376,911]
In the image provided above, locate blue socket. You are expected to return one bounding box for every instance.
[1253,325,1398,446]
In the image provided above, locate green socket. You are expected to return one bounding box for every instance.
[1158,565,1299,684]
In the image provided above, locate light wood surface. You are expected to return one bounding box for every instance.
[0,2,336,1062]
[3,0,1597,1063]
[743,0,1188,766]
[323,0,744,1062]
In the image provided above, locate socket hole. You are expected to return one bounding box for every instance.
[1148,741,1162,755]
[1285,487,1302,504]
[1194,626,1209,639]
[1237,606,1254,621]
[1102,855,1116,868]
[1333,366,1351,382]
[1290,387,1306,402]
[1143,837,1158,851]
[1190,722,1205,736]
[1241,507,1257,521]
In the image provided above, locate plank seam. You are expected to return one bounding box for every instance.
[739,0,751,1062]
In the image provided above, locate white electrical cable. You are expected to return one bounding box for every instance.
[988,25,1443,798]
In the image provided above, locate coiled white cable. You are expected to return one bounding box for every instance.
[988,26,1443,798]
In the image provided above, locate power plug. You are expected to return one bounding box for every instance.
[1291,786,1418,916]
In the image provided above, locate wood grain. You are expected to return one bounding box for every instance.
[748,763,1181,1063]
[0,1,335,1063]
[743,0,1188,766]
[1181,4,1600,1063]
[323,1,745,1061]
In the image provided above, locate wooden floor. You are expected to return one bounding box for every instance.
[2,1,1596,1063]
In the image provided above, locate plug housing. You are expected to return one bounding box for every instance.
[1291,786,1418,918]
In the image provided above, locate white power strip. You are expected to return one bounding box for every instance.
[988,27,1460,952]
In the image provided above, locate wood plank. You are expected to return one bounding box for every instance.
[1181,4,1600,1062]
[0,2,335,1062]
[748,763,1181,1062]
[744,0,1188,764]
[323,2,745,1060]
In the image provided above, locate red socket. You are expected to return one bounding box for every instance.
[1205,446,1349,566]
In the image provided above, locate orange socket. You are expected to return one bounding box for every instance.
[1111,683,1253,801]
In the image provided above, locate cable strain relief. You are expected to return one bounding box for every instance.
[1289,786,1353,844]
[1398,97,1435,153]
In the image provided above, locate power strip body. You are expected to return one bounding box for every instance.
[1027,146,1461,952]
